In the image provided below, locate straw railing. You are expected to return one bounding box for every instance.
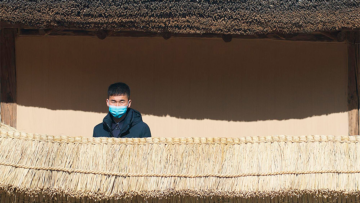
[0,124,360,202]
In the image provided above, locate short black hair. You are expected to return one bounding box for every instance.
[108,82,130,98]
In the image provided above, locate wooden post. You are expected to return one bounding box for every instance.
[0,28,17,128]
[348,31,360,135]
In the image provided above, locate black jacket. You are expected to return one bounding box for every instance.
[93,108,151,138]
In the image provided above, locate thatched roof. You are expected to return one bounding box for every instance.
[0,0,360,35]
[1,124,360,202]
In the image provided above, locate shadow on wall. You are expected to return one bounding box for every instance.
[16,37,348,122]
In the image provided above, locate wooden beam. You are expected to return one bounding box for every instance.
[12,28,342,42]
[0,29,17,128]
[348,31,360,135]
[0,20,356,42]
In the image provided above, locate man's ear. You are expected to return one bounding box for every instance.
[128,100,132,108]
[106,99,109,107]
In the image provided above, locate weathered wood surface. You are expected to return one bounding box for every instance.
[348,32,360,136]
[0,22,351,42]
[0,28,17,128]
[16,29,343,42]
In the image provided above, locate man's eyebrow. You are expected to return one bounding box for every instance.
[111,99,126,102]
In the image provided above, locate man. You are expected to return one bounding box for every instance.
[93,82,151,138]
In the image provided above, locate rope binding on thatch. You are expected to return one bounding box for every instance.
[1,124,360,202]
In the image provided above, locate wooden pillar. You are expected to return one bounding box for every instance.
[0,28,17,128]
[348,31,360,135]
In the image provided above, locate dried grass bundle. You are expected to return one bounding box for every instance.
[0,124,360,202]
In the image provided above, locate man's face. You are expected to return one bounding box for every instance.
[107,95,132,108]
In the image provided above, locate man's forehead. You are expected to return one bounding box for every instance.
[109,95,128,100]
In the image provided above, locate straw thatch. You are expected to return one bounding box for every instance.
[1,0,360,35]
[1,123,360,202]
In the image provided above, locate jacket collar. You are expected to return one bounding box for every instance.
[102,108,138,137]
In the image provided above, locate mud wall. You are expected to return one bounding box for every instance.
[16,36,348,137]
